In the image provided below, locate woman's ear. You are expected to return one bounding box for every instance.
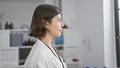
[42,19,49,28]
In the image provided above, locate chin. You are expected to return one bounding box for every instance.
[54,33,61,37]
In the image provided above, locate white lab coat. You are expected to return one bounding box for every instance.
[23,39,67,68]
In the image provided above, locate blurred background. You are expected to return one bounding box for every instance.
[0,0,118,68]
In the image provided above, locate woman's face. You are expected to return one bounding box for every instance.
[46,14,64,37]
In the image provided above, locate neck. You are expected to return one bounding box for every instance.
[39,36,53,47]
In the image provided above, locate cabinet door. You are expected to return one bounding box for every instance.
[0,30,10,49]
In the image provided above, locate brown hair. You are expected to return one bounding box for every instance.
[29,4,61,38]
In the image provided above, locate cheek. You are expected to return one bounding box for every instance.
[48,22,61,33]
[51,27,59,32]
[51,25,60,33]
[52,23,60,29]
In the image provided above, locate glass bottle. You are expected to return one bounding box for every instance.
[5,21,9,29]
[10,22,14,29]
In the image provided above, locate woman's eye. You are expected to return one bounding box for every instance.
[57,19,62,22]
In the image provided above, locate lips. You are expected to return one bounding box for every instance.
[59,27,62,31]
[59,29,62,32]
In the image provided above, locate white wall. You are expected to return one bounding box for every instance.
[62,0,116,68]
[0,1,44,29]
[77,0,104,67]
[0,0,61,29]
[62,0,104,67]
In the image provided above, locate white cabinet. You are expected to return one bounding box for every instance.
[0,29,34,68]
[0,29,35,48]
[0,30,10,49]
[63,29,84,68]
[0,47,32,68]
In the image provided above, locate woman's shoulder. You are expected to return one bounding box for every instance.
[30,40,46,55]
[25,39,44,57]
[24,46,45,64]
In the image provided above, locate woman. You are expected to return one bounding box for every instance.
[23,4,67,68]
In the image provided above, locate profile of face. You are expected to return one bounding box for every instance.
[45,14,64,38]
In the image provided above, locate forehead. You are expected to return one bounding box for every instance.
[58,14,61,18]
[54,14,61,19]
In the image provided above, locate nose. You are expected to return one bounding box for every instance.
[60,20,67,29]
[61,22,64,27]
[60,21,64,28]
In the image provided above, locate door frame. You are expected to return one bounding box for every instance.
[114,0,120,67]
